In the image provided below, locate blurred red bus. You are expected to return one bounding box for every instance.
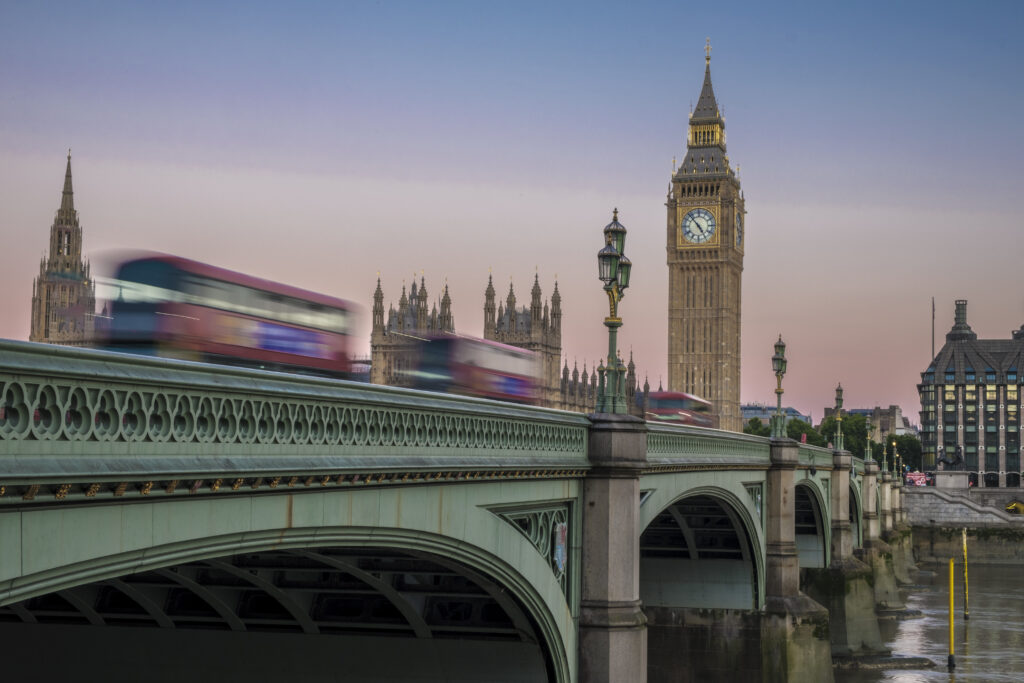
[645,391,718,428]
[99,253,355,378]
[409,335,538,403]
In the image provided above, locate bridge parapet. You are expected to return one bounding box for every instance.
[0,341,590,506]
[646,423,770,468]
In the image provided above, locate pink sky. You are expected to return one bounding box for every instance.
[2,2,1022,424]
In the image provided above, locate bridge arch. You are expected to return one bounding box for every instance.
[794,479,830,568]
[0,484,578,682]
[849,479,864,549]
[638,481,764,610]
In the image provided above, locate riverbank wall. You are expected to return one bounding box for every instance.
[904,487,1024,564]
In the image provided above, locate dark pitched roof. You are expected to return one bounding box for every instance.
[692,61,720,122]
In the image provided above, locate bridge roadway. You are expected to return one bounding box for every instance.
[0,340,887,682]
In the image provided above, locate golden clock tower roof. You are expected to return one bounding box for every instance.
[676,42,731,178]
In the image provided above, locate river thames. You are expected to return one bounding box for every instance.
[835,563,1024,683]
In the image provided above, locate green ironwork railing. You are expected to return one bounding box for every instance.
[0,341,590,493]
[646,422,771,466]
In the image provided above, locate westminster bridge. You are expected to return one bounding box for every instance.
[0,340,912,683]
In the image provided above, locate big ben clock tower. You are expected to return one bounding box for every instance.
[666,41,744,431]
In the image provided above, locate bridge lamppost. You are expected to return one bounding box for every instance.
[770,335,787,438]
[834,383,844,451]
[865,422,875,463]
[596,208,631,414]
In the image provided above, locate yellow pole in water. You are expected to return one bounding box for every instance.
[948,557,956,671]
[962,527,969,621]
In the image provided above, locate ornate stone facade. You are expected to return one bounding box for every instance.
[30,153,96,346]
[370,276,453,387]
[483,274,562,409]
[666,44,744,431]
[559,352,648,415]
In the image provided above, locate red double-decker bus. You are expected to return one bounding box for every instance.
[99,253,355,378]
[645,391,718,428]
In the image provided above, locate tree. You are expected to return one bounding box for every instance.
[884,433,923,471]
[785,419,826,447]
[743,417,771,437]
[818,413,869,457]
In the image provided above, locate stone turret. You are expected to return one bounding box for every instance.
[371,275,454,387]
[484,274,496,337]
[30,151,96,346]
[485,273,563,409]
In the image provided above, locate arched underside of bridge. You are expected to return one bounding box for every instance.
[0,544,554,682]
[795,481,829,569]
[850,481,863,549]
[638,487,762,611]
[0,482,578,683]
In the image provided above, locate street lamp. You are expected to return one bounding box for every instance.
[596,208,631,414]
[834,383,844,451]
[865,422,875,464]
[770,335,787,438]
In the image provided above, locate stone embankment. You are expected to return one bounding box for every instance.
[904,487,1024,564]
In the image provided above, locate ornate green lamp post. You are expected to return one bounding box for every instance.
[770,335,787,438]
[865,422,875,463]
[834,383,844,451]
[596,208,632,414]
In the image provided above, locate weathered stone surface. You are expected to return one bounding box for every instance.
[802,558,887,658]
[913,525,1024,565]
[905,488,1024,526]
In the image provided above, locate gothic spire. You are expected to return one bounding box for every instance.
[693,39,721,122]
[57,150,77,224]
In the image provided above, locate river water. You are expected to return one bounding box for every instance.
[835,563,1024,683]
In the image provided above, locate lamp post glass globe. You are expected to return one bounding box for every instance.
[598,242,619,284]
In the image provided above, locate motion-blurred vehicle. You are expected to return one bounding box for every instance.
[98,253,355,377]
[644,391,718,428]
[408,335,538,403]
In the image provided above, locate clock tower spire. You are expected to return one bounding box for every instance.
[666,42,745,431]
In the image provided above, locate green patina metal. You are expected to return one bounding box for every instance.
[647,422,770,462]
[0,341,886,682]
[0,341,590,504]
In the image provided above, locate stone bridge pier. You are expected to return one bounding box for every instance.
[579,421,835,683]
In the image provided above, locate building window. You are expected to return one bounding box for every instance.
[986,388,997,401]
[1008,387,1018,401]
[945,404,955,412]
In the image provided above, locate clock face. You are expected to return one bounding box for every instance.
[681,208,716,244]
[735,211,743,246]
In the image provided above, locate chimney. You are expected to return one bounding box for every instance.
[946,299,977,342]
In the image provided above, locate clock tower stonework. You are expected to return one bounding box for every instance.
[666,44,744,431]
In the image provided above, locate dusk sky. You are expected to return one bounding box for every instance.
[2,1,1022,423]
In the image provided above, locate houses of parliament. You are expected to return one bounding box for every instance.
[29,45,745,428]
